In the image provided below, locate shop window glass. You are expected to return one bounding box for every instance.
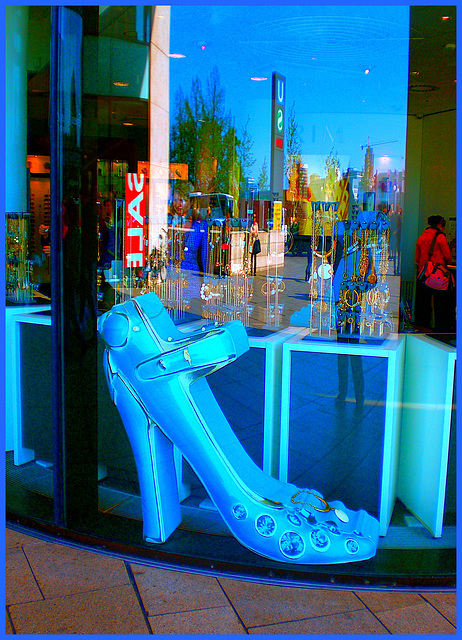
[5,6,455,586]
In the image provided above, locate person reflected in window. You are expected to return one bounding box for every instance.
[414,215,453,333]
[249,214,260,275]
[181,208,207,275]
[336,348,364,414]
[38,223,50,256]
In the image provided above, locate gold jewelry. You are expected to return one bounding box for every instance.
[291,490,349,523]
[379,228,390,281]
[317,260,334,280]
[350,229,359,283]
[261,279,285,296]
[365,287,378,306]
[367,228,378,284]
[345,287,360,308]
[342,225,350,281]
[358,229,369,279]
[375,285,390,313]
[313,248,332,259]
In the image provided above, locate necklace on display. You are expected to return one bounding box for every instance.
[291,490,349,523]
[358,228,369,280]
[342,229,350,283]
[367,228,378,284]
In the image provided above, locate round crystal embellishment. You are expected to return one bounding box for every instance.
[309,528,331,552]
[323,520,342,536]
[232,504,247,520]
[345,538,360,555]
[279,531,305,559]
[287,512,302,527]
[255,514,276,537]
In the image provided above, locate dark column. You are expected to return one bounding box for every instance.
[50,6,99,528]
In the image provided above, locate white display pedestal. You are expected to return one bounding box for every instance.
[179,320,300,477]
[397,334,456,537]
[5,304,51,464]
[279,332,406,536]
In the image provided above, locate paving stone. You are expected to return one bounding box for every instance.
[6,528,46,549]
[375,602,456,634]
[218,578,364,627]
[148,605,246,634]
[421,592,456,626]
[248,609,388,634]
[8,584,149,634]
[130,565,228,616]
[355,589,424,612]
[23,541,129,599]
[6,548,43,606]
[6,611,14,634]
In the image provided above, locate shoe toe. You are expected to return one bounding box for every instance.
[228,498,379,565]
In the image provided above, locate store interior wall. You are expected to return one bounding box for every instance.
[5,6,29,215]
[420,110,457,236]
[401,109,456,282]
[401,116,423,282]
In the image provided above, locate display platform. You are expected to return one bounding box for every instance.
[280,331,405,536]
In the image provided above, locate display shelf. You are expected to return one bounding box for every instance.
[5,304,51,462]
[279,332,406,536]
[179,319,301,477]
[397,334,456,537]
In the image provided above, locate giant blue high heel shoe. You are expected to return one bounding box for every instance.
[98,292,380,564]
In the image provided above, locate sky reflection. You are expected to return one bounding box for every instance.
[169,5,410,180]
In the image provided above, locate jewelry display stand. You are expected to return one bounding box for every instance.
[291,209,396,343]
[336,211,393,340]
[200,274,255,325]
[6,212,34,303]
[306,202,337,337]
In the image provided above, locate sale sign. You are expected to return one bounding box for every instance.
[125,173,146,268]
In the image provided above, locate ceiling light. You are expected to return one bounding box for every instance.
[251,77,268,81]
[122,122,134,126]
[410,71,420,75]
[441,15,452,21]
[169,53,186,58]
[364,68,370,74]
[409,84,439,93]
[113,81,129,87]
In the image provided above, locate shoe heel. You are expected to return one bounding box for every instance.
[110,372,181,543]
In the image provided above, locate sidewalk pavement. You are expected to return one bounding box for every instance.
[6,528,456,635]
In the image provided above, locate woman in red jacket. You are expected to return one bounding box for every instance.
[414,215,453,332]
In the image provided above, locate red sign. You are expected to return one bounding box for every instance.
[125,173,146,268]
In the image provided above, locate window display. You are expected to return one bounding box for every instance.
[98,291,380,563]
[5,4,456,587]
